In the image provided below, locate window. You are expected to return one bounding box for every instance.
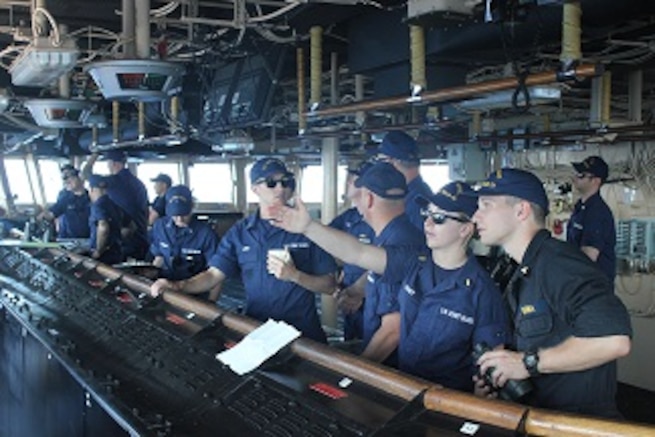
[4,159,34,204]
[300,165,347,203]
[136,162,179,201]
[188,163,233,203]
[39,160,64,203]
[420,162,451,192]
[245,163,348,205]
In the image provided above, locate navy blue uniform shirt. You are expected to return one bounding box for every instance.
[566,192,616,282]
[405,176,434,231]
[209,212,337,343]
[508,229,631,417]
[151,195,166,218]
[363,214,425,363]
[89,194,123,265]
[150,217,219,281]
[49,189,91,238]
[107,168,149,259]
[385,247,510,391]
[329,207,375,340]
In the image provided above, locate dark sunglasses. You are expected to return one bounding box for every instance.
[420,208,469,225]
[259,177,294,189]
[62,174,76,181]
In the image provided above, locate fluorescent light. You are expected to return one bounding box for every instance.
[456,86,561,111]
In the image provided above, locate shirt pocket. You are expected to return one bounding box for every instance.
[517,311,553,339]
[238,248,261,282]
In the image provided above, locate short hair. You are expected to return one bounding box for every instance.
[505,196,546,226]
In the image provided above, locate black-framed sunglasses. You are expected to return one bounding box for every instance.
[420,208,469,225]
[259,177,294,189]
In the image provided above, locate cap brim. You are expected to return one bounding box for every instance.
[414,194,431,208]
[571,162,585,173]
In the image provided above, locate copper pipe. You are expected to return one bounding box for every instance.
[423,387,527,431]
[525,409,655,437]
[291,340,431,401]
[308,64,601,118]
[112,101,120,142]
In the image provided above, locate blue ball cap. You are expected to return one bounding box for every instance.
[250,157,293,184]
[151,173,172,187]
[166,185,193,216]
[102,149,127,162]
[354,162,407,199]
[377,131,419,162]
[473,168,549,215]
[415,182,478,219]
[572,156,609,182]
[88,174,109,189]
[347,160,374,177]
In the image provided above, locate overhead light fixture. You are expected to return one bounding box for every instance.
[24,98,95,129]
[9,37,79,87]
[212,130,254,153]
[84,59,185,102]
[456,86,561,111]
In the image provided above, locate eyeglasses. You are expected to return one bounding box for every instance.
[62,174,75,181]
[258,177,294,189]
[420,208,469,225]
[574,173,593,179]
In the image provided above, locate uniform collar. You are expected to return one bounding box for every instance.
[245,210,262,229]
[432,255,479,292]
[519,229,551,271]
[407,175,428,193]
[165,216,195,233]
[581,191,602,206]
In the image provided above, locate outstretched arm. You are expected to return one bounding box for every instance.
[272,198,387,274]
[81,153,99,181]
[150,266,226,297]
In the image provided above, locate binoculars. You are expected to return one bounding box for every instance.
[472,342,533,402]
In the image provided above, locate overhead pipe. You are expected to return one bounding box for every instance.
[112,101,120,143]
[310,26,322,108]
[138,101,146,140]
[601,71,612,124]
[560,1,582,70]
[169,96,180,133]
[122,0,136,58]
[410,25,426,94]
[297,47,306,134]
[628,70,643,123]
[135,0,151,59]
[307,64,601,118]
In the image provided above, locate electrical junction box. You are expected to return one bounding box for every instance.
[447,144,488,182]
[9,37,78,87]
[616,219,655,273]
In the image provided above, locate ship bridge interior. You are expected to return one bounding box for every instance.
[2,1,655,436]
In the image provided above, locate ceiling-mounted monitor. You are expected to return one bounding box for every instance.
[84,60,185,102]
[24,99,95,129]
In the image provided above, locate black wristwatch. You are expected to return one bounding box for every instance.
[523,350,540,377]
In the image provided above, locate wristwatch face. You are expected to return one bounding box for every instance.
[524,352,539,375]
